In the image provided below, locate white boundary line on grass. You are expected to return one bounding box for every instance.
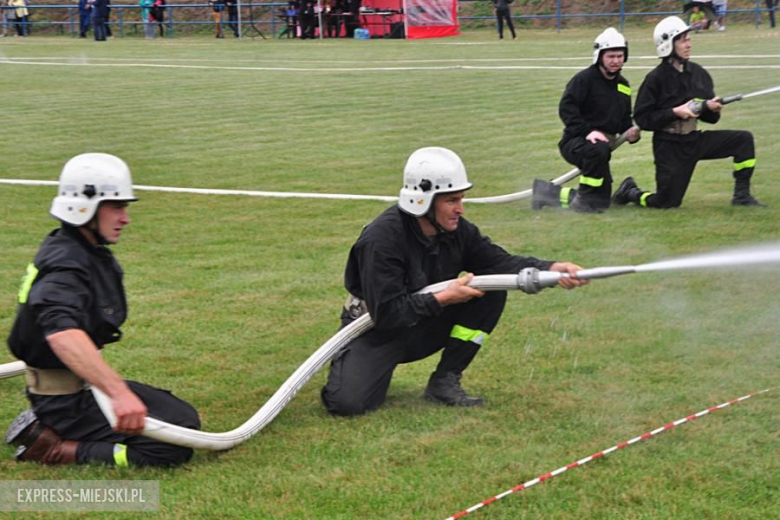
[1,57,779,72]
[2,54,779,64]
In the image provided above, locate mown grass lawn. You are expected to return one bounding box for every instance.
[0,25,778,519]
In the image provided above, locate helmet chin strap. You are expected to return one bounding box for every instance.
[425,198,447,236]
[85,216,109,246]
[669,35,689,65]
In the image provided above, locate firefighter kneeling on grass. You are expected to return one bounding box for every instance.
[5,153,200,466]
[320,147,588,416]
[611,16,765,209]
[532,27,641,214]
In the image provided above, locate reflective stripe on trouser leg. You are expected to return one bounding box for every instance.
[113,443,129,467]
[734,158,756,180]
[734,158,756,171]
[640,192,651,207]
[560,187,574,208]
[450,325,490,346]
[579,175,604,187]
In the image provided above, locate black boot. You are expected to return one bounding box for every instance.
[731,178,766,207]
[14,422,79,465]
[424,372,484,407]
[531,179,562,210]
[612,176,642,205]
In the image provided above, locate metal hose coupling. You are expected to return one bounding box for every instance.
[516,268,562,294]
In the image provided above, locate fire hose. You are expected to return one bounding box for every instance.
[465,125,638,204]
[687,84,780,115]
[0,273,557,450]
[0,127,638,206]
[1,243,778,450]
[0,86,776,204]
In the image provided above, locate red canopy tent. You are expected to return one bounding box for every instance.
[355,0,458,39]
[403,0,459,39]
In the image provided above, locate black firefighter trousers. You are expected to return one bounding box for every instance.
[321,291,507,416]
[28,380,200,467]
[560,137,614,210]
[643,129,755,208]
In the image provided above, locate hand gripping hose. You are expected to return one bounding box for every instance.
[0,273,550,451]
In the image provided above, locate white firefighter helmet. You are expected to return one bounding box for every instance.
[50,153,138,226]
[654,16,691,58]
[398,147,472,217]
[592,27,628,65]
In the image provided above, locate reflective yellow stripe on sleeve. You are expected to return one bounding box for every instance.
[18,264,39,304]
[450,325,489,346]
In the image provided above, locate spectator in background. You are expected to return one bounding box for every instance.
[9,0,28,37]
[282,0,299,38]
[492,0,516,40]
[344,0,360,38]
[90,0,108,41]
[689,6,707,31]
[139,0,155,39]
[326,0,343,38]
[150,0,166,37]
[768,0,777,29]
[78,0,91,38]
[300,0,315,39]
[105,0,113,38]
[2,2,12,37]
[683,1,715,28]
[712,0,727,30]
[209,0,224,38]
[225,0,238,37]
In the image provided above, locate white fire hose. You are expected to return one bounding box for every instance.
[466,125,638,204]
[0,273,550,451]
[5,239,780,451]
[0,126,637,206]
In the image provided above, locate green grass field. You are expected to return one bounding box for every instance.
[0,25,778,519]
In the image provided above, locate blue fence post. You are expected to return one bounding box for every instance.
[118,7,124,38]
[755,0,760,29]
[169,6,174,38]
[619,0,625,32]
[69,6,75,37]
[556,0,561,33]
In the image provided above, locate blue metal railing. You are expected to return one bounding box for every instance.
[1,1,775,38]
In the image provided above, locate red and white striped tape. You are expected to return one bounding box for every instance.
[446,388,772,520]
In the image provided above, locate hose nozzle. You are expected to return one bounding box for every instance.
[517,268,562,294]
[517,265,639,294]
[719,94,743,105]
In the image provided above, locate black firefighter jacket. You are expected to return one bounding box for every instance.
[343,206,554,332]
[8,225,128,369]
